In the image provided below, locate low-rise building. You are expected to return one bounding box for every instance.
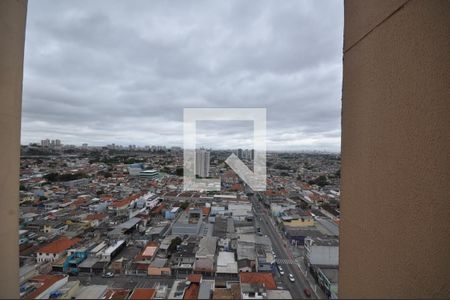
[304,236,339,266]
[36,237,81,263]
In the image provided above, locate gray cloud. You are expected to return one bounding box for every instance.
[22,0,343,152]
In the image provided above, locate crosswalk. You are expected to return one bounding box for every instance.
[275,258,298,265]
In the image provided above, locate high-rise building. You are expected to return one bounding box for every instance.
[195,149,210,178]
[40,139,62,148]
[242,149,253,160]
[237,148,243,159]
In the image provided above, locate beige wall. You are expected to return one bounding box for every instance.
[341,0,450,298]
[148,266,171,276]
[0,0,27,298]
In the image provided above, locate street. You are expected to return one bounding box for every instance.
[251,195,325,299]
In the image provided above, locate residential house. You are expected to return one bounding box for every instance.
[36,237,81,263]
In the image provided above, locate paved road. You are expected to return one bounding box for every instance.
[252,196,316,299]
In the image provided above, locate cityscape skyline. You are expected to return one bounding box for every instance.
[3,0,447,298]
[21,0,343,152]
[26,138,341,153]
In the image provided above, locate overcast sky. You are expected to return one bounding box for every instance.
[22,0,343,152]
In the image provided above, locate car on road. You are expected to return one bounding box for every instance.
[102,272,114,278]
[273,254,277,259]
[278,266,284,275]
[288,273,295,282]
[303,288,312,298]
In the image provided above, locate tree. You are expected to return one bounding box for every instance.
[44,172,59,182]
[98,170,112,178]
[180,201,189,210]
[309,175,329,187]
[44,172,87,182]
[274,163,289,170]
[161,167,171,174]
[168,236,182,252]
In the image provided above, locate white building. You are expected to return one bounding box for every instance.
[228,203,252,221]
[304,236,339,266]
[196,149,210,178]
[22,275,68,299]
[216,251,238,275]
[98,240,126,262]
[36,238,80,263]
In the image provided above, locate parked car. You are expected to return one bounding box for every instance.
[303,288,312,298]
[102,272,114,278]
[278,266,284,275]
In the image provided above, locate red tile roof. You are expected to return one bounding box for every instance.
[240,272,277,289]
[187,274,202,283]
[100,195,113,201]
[111,193,143,208]
[72,198,88,207]
[103,288,130,299]
[85,212,107,221]
[130,288,156,299]
[202,207,211,216]
[37,237,81,254]
[151,204,164,214]
[231,184,243,191]
[25,274,66,299]
[183,283,200,300]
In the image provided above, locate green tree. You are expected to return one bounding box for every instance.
[44,172,59,182]
[168,236,182,252]
[180,201,189,210]
[175,168,183,176]
[309,175,329,187]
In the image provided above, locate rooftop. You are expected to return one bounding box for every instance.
[240,272,277,290]
[24,274,67,299]
[37,237,80,254]
[129,288,156,299]
[306,236,339,247]
[183,283,200,300]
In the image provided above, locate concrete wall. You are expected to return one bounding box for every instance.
[341,0,450,298]
[0,1,27,298]
[307,245,339,266]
